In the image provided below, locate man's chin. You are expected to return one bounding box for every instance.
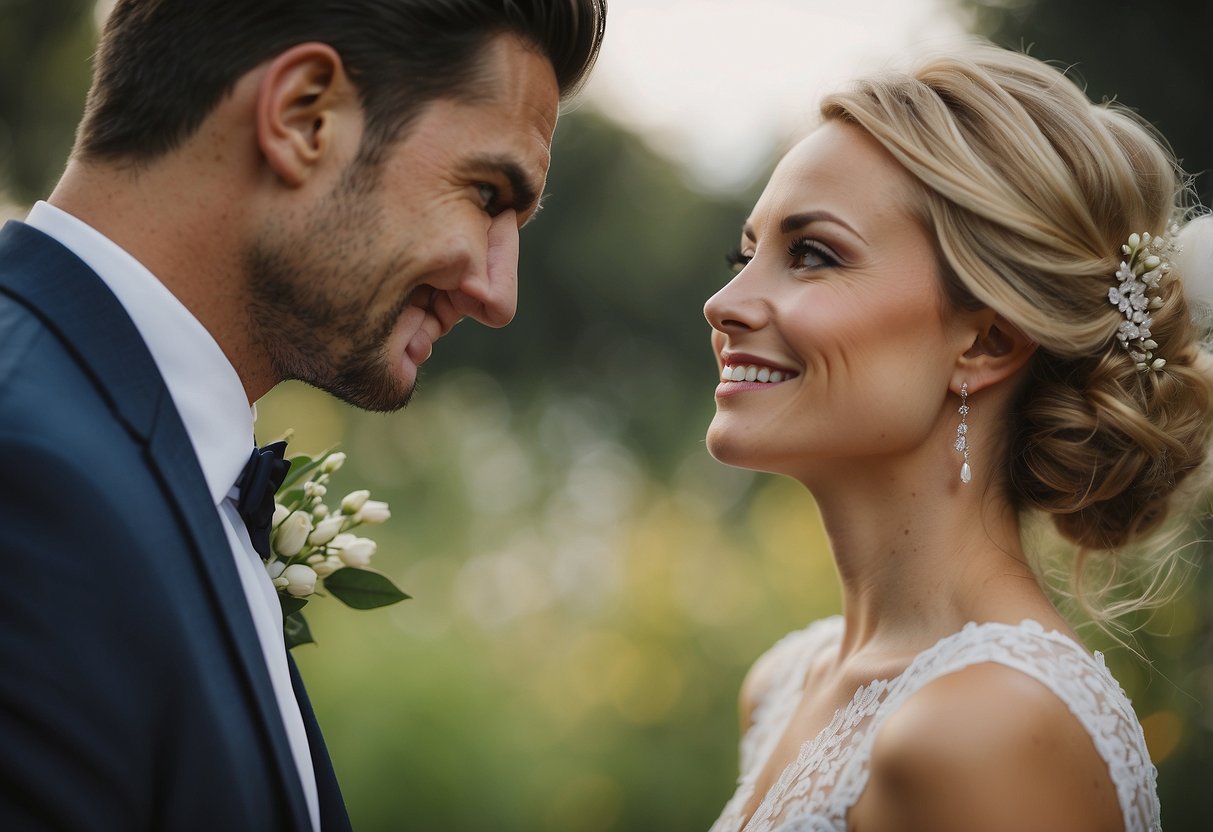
[317,365,416,413]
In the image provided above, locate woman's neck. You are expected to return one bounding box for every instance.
[806,455,1051,661]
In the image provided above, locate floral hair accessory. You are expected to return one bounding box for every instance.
[1108,230,1174,372]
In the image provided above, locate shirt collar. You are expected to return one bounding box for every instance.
[26,201,254,505]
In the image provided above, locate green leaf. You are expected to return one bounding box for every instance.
[279,594,309,617]
[284,611,314,649]
[278,453,327,492]
[323,568,410,610]
[278,488,307,510]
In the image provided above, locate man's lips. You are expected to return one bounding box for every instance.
[405,326,434,365]
[393,303,441,378]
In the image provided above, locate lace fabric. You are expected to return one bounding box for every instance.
[709,617,1161,832]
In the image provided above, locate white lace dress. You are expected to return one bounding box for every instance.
[708,617,1161,832]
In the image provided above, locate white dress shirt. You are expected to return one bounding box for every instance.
[26,201,321,832]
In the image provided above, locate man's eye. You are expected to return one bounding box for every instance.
[477,183,501,214]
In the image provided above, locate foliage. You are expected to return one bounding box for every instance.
[957,0,1213,206]
[0,0,94,202]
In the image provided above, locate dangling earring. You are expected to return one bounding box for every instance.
[954,383,971,484]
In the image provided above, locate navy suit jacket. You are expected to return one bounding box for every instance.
[0,220,351,831]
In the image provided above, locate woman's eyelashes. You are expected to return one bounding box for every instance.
[788,237,839,270]
[726,248,751,274]
[724,237,840,276]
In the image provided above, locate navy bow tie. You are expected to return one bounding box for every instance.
[235,441,292,560]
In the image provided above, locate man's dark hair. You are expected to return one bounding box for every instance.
[76,0,607,163]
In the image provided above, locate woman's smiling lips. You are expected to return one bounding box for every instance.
[716,351,799,397]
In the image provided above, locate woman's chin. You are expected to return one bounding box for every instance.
[705,428,759,471]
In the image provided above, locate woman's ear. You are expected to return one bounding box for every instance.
[255,42,354,187]
[951,309,1037,395]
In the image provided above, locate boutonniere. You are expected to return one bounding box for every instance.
[264,449,409,649]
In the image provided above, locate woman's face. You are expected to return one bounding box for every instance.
[704,120,971,483]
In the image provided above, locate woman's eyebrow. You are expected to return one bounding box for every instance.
[779,210,866,243]
[741,210,867,244]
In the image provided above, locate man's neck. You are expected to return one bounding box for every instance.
[48,158,276,403]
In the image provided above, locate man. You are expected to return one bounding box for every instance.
[0,1,605,829]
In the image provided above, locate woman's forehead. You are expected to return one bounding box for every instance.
[745,121,917,236]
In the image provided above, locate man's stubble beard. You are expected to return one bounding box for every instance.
[245,164,417,413]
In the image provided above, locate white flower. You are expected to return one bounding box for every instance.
[312,504,329,520]
[267,558,290,588]
[1109,231,1172,373]
[341,490,370,514]
[313,556,344,578]
[337,537,377,568]
[321,452,347,474]
[329,532,357,549]
[354,500,391,525]
[282,564,318,597]
[304,482,327,498]
[272,511,312,557]
[308,515,344,546]
[272,503,290,527]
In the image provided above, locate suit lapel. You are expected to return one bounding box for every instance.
[289,654,352,832]
[0,220,312,829]
[145,398,313,830]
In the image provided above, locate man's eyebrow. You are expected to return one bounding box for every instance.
[525,193,548,226]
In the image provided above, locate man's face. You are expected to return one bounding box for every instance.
[247,35,559,411]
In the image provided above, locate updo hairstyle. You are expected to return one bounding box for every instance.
[820,42,1213,605]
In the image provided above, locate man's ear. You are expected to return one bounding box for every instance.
[951,309,1038,395]
[255,43,353,187]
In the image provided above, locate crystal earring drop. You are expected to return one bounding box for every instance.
[954,383,971,484]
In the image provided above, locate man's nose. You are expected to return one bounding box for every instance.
[427,210,520,335]
[463,209,520,329]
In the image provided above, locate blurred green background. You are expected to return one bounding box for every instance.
[3,0,1210,828]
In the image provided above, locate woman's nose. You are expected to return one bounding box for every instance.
[704,272,765,335]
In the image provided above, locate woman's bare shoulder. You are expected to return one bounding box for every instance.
[739,616,843,732]
[849,662,1124,832]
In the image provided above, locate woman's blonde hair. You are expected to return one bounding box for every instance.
[821,41,1213,626]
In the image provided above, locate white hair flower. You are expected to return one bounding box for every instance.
[1110,230,1174,372]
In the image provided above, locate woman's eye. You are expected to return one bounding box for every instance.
[788,238,838,270]
[725,248,752,274]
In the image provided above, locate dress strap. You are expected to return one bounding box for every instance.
[831,620,1160,832]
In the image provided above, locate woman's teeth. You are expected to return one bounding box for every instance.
[720,364,788,383]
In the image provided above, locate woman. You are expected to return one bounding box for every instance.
[704,42,1212,832]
